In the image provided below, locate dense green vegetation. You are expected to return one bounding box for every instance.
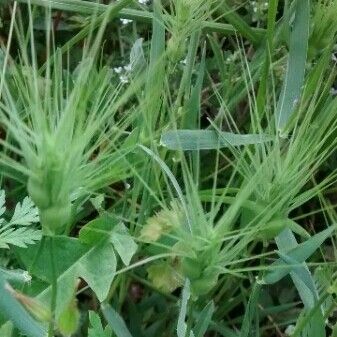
[1,0,337,336]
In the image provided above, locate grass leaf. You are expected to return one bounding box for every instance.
[276,0,310,131]
[177,279,191,337]
[260,226,335,285]
[101,303,133,337]
[193,301,215,337]
[161,130,273,150]
[239,283,261,337]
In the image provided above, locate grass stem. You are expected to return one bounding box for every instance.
[48,236,57,337]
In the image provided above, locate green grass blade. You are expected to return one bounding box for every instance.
[193,301,215,337]
[0,271,47,337]
[217,0,263,45]
[208,35,227,99]
[274,231,326,336]
[239,282,261,337]
[275,229,320,309]
[276,0,310,131]
[260,226,335,285]
[14,0,265,37]
[138,145,192,232]
[101,303,133,337]
[182,46,206,129]
[292,301,326,337]
[161,130,273,150]
[256,0,279,115]
[176,30,201,110]
[141,0,165,136]
[177,279,191,337]
[277,251,317,309]
[31,0,133,71]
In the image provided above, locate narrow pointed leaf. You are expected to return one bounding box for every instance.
[177,279,191,337]
[240,283,261,337]
[193,301,215,337]
[261,226,334,284]
[277,251,317,309]
[101,303,133,337]
[276,0,310,131]
[161,130,273,150]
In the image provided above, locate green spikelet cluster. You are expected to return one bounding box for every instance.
[27,139,71,235]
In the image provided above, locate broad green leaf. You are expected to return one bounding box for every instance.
[79,215,137,266]
[17,236,87,284]
[101,303,133,337]
[110,222,138,266]
[276,0,310,131]
[44,242,116,312]
[161,130,273,150]
[0,271,47,337]
[18,236,117,316]
[260,226,334,284]
[79,215,120,245]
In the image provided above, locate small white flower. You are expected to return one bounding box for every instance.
[113,66,123,74]
[124,64,132,72]
[113,68,128,83]
[23,271,32,283]
[138,0,149,4]
[119,74,129,84]
[120,18,133,25]
[113,64,132,84]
